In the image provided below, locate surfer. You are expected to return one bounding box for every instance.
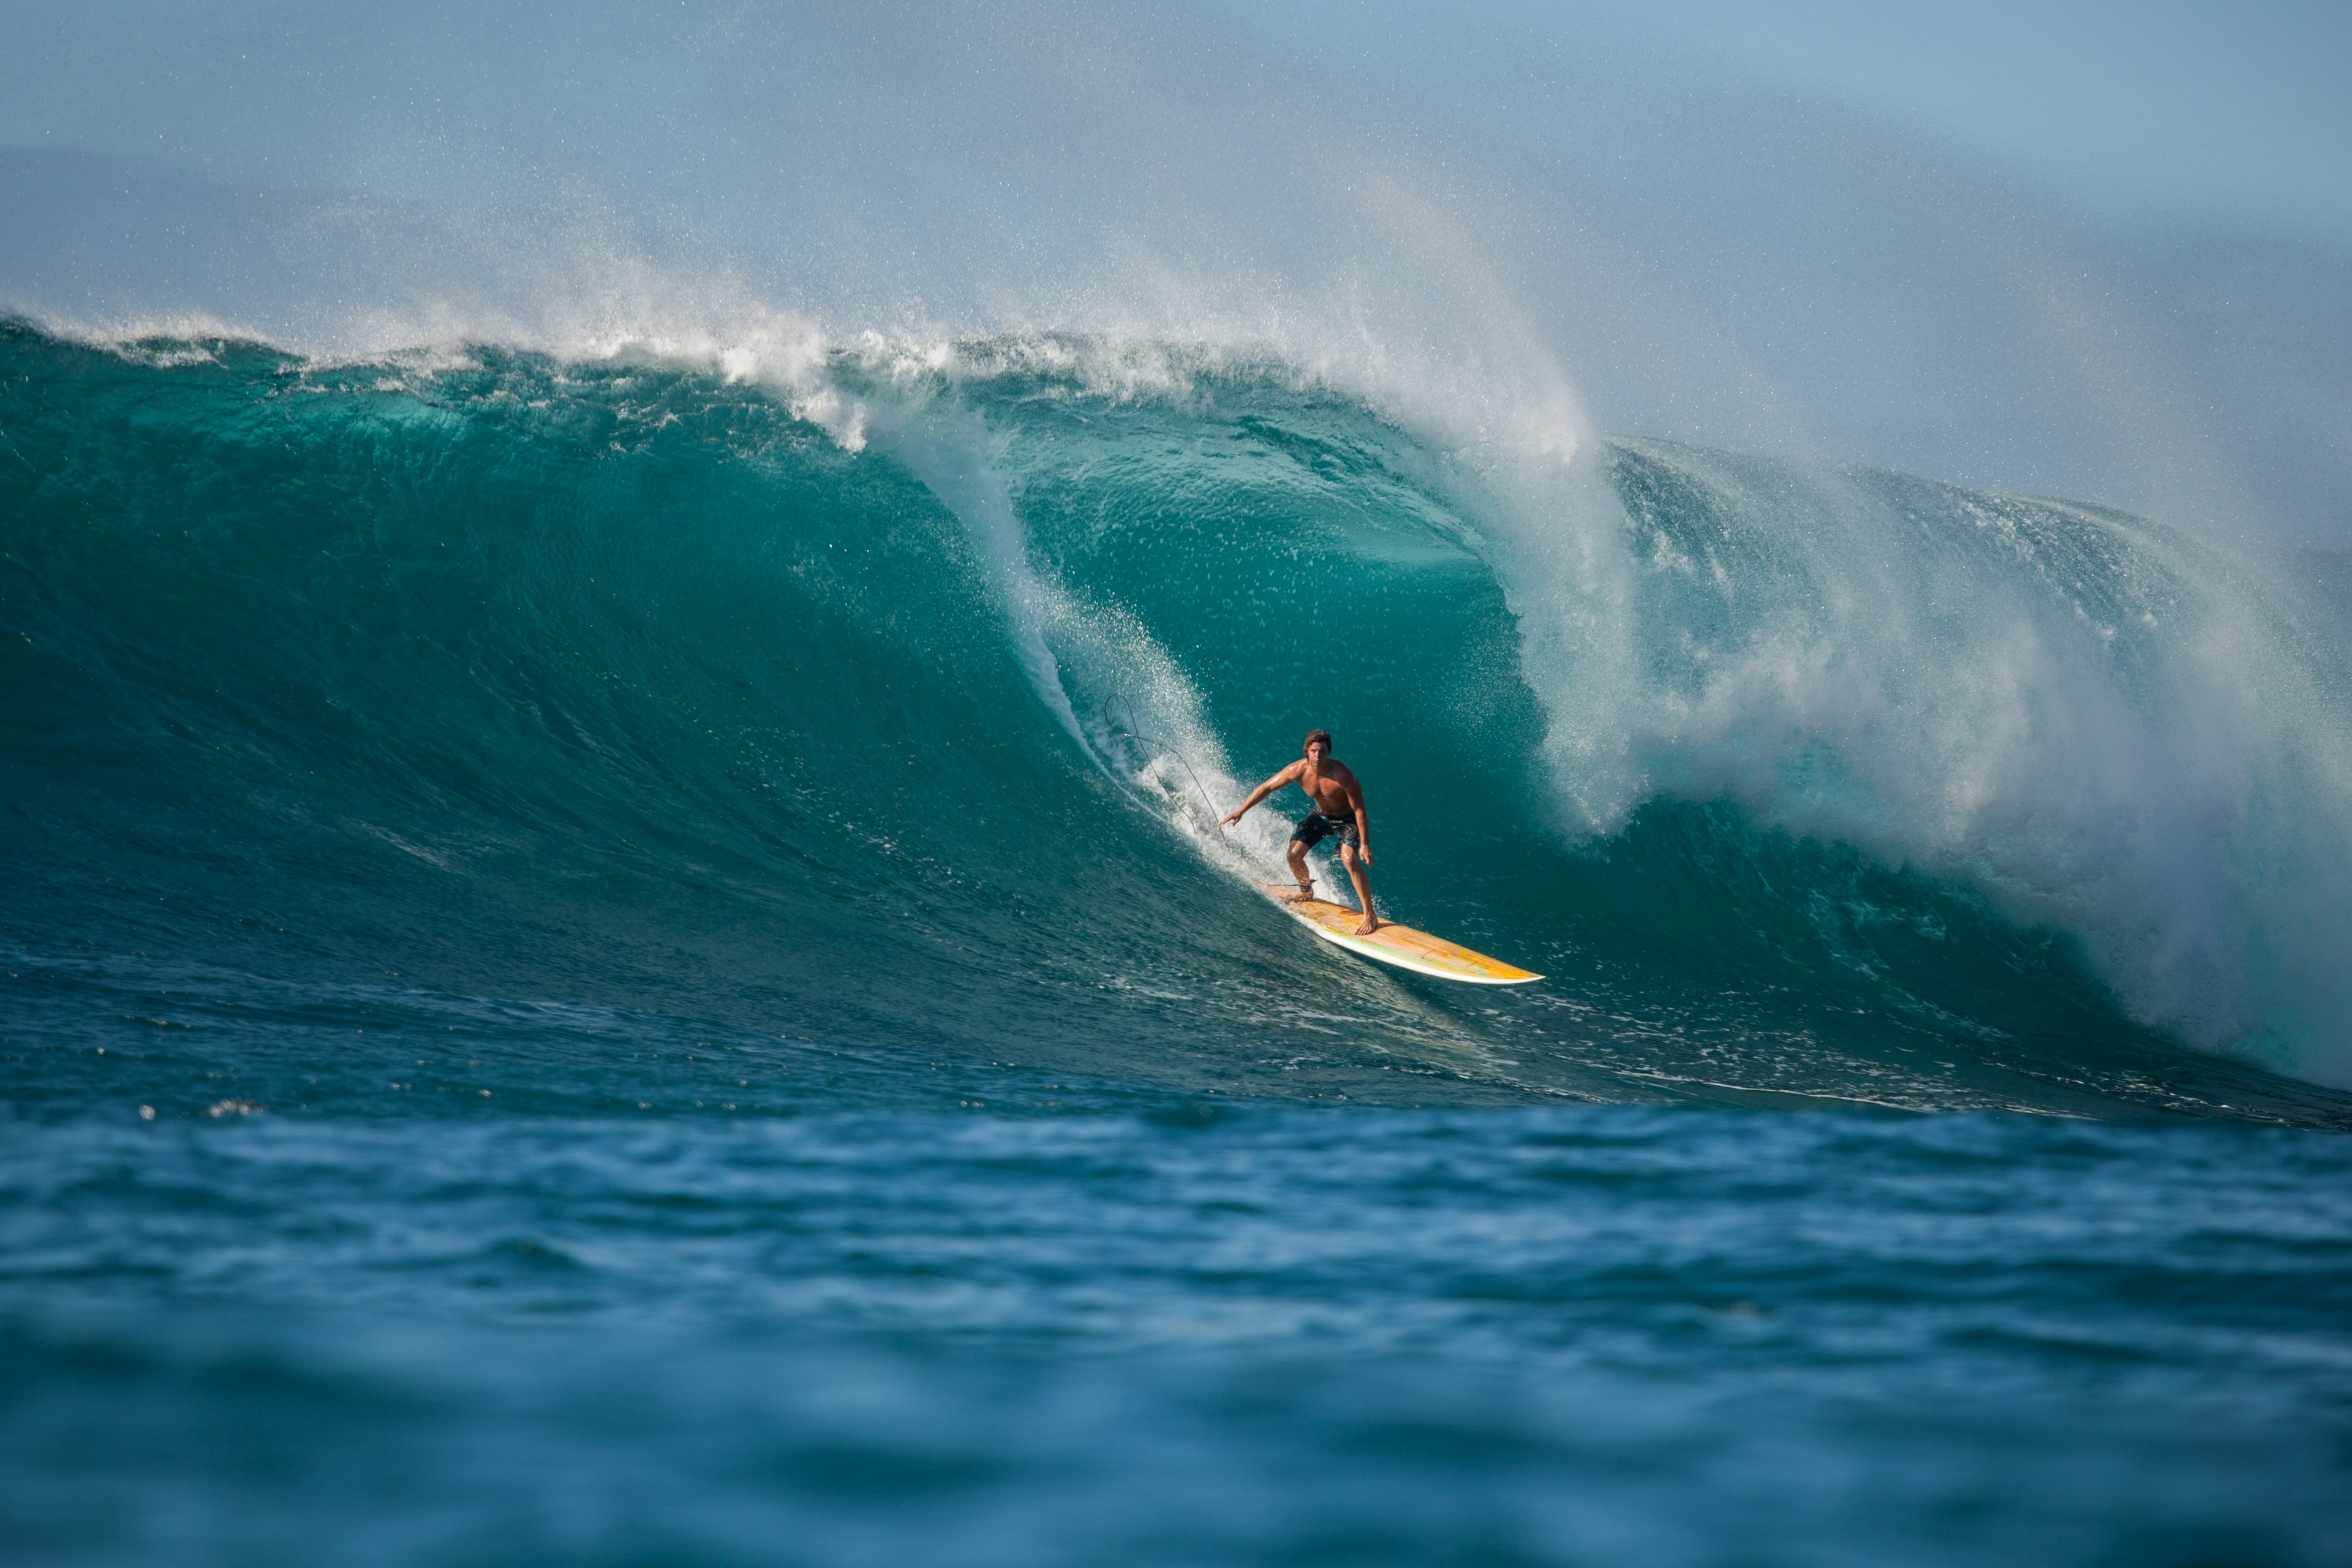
[1221,730,1379,935]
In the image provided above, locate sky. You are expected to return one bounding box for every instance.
[1542,0,2352,241]
[0,1,2344,543]
[12,1,2342,238]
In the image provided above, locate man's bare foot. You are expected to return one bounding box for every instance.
[1354,916,1382,936]
[1282,883,1315,902]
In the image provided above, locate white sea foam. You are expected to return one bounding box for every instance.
[1462,437,2352,1082]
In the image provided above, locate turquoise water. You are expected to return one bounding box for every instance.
[4,322,2351,1563]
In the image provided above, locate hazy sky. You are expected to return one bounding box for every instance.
[1219,0,2352,241]
[1556,0,2352,240]
[6,1,2345,240]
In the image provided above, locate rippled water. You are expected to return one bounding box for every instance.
[6,965,2351,1566]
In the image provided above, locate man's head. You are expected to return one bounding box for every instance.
[1303,729,1332,762]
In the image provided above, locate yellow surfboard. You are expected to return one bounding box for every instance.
[1257,883,1543,985]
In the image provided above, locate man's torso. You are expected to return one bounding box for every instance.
[1297,760,1356,818]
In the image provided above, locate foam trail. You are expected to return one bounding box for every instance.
[873,404,1084,747]
[894,442,1340,918]
[866,371,1357,903]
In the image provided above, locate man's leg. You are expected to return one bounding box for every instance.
[1284,838,1315,899]
[1340,843,1379,935]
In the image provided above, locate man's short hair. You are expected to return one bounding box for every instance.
[1303,729,1333,753]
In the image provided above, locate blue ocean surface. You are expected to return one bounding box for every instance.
[5,323,2352,1564]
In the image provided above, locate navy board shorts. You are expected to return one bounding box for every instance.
[1289,812,1360,851]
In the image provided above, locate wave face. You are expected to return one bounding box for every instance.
[4,321,2350,1121]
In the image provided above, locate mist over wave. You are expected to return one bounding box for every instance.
[8,0,2348,547]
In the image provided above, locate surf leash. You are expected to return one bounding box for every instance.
[1101,693,1228,821]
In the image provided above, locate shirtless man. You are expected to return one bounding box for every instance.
[1220,729,1379,935]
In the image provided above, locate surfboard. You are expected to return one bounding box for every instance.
[1256,883,1543,985]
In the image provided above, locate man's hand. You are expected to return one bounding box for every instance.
[1358,845,1373,866]
[1224,764,1300,829]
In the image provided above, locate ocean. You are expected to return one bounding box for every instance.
[4,319,2350,1564]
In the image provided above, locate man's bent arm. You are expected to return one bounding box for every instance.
[1221,763,1300,826]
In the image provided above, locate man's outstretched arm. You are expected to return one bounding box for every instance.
[1221,763,1301,826]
